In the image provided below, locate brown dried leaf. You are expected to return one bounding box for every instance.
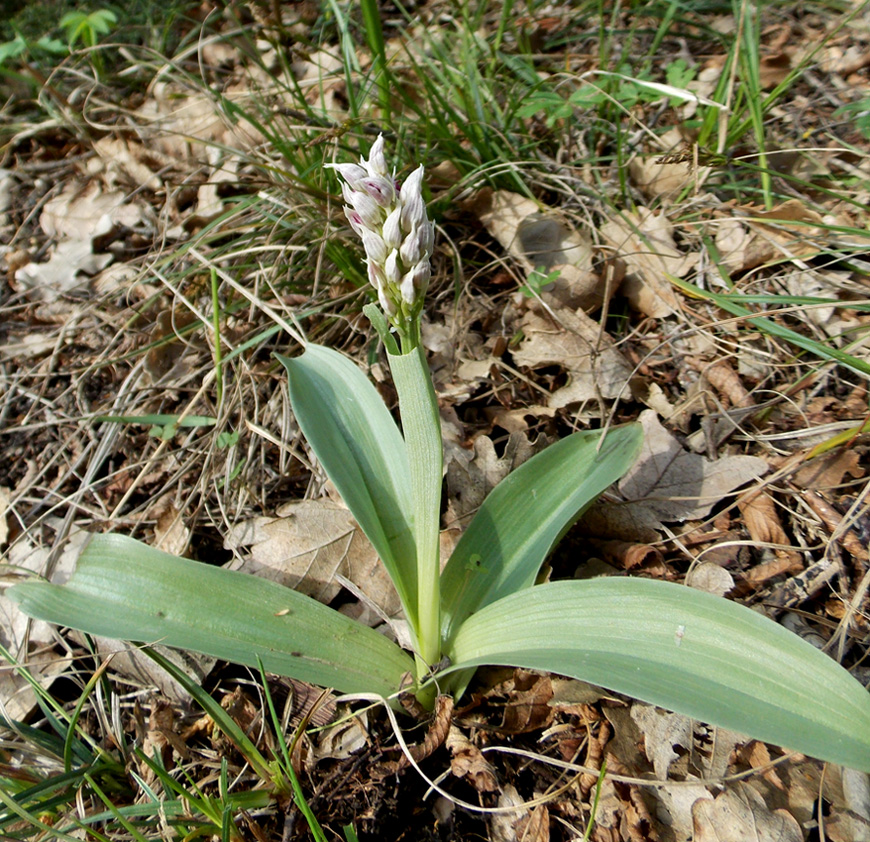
[446,725,499,792]
[738,491,792,547]
[466,189,597,309]
[491,785,550,842]
[445,431,546,529]
[586,411,768,538]
[398,695,454,768]
[800,491,867,559]
[792,449,865,491]
[499,671,554,735]
[631,704,693,780]
[688,358,753,408]
[685,561,735,596]
[512,306,634,409]
[629,156,693,200]
[599,207,691,317]
[516,806,550,842]
[589,539,664,570]
[714,199,825,274]
[224,499,401,618]
[692,781,802,842]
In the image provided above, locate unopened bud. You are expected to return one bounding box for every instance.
[378,284,398,317]
[384,250,401,286]
[382,207,403,251]
[364,135,389,177]
[361,228,387,265]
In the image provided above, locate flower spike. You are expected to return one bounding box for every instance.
[328,135,433,343]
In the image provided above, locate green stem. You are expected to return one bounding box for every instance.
[387,341,443,689]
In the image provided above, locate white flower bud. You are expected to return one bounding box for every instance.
[378,284,398,317]
[360,228,387,265]
[382,207,403,251]
[411,260,431,293]
[419,220,434,256]
[384,250,401,286]
[399,166,426,230]
[364,134,389,177]
[367,260,386,291]
[400,271,416,305]
[399,229,422,266]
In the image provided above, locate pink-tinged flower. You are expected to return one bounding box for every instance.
[359,175,396,207]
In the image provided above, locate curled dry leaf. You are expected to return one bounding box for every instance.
[396,694,454,769]
[588,539,664,570]
[224,498,402,619]
[446,724,499,792]
[687,358,754,409]
[583,411,768,541]
[512,305,634,409]
[737,491,802,570]
[497,670,555,735]
[599,206,691,318]
[465,188,603,310]
[491,784,550,842]
[692,780,803,842]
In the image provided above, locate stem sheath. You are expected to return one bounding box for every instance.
[388,342,443,686]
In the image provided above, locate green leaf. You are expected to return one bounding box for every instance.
[440,424,643,644]
[276,345,417,624]
[7,534,413,699]
[447,578,870,772]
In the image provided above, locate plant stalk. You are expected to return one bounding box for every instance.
[388,341,443,692]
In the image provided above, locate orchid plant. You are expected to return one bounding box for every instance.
[9,137,870,773]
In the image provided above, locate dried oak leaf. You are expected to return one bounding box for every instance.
[512,306,634,409]
[224,499,401,619]
[583,411,768,541]
[692,781,802,842]
[467,188,600,310]
[599,206,691,318]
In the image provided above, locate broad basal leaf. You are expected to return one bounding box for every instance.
[8,534,413,699]
[447,578,870,772]
[440,424,643,644]
[277,344,417,624]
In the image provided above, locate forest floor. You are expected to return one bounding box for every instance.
[3,1,870,840]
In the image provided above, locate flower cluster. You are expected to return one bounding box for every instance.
[328,135,434,328]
